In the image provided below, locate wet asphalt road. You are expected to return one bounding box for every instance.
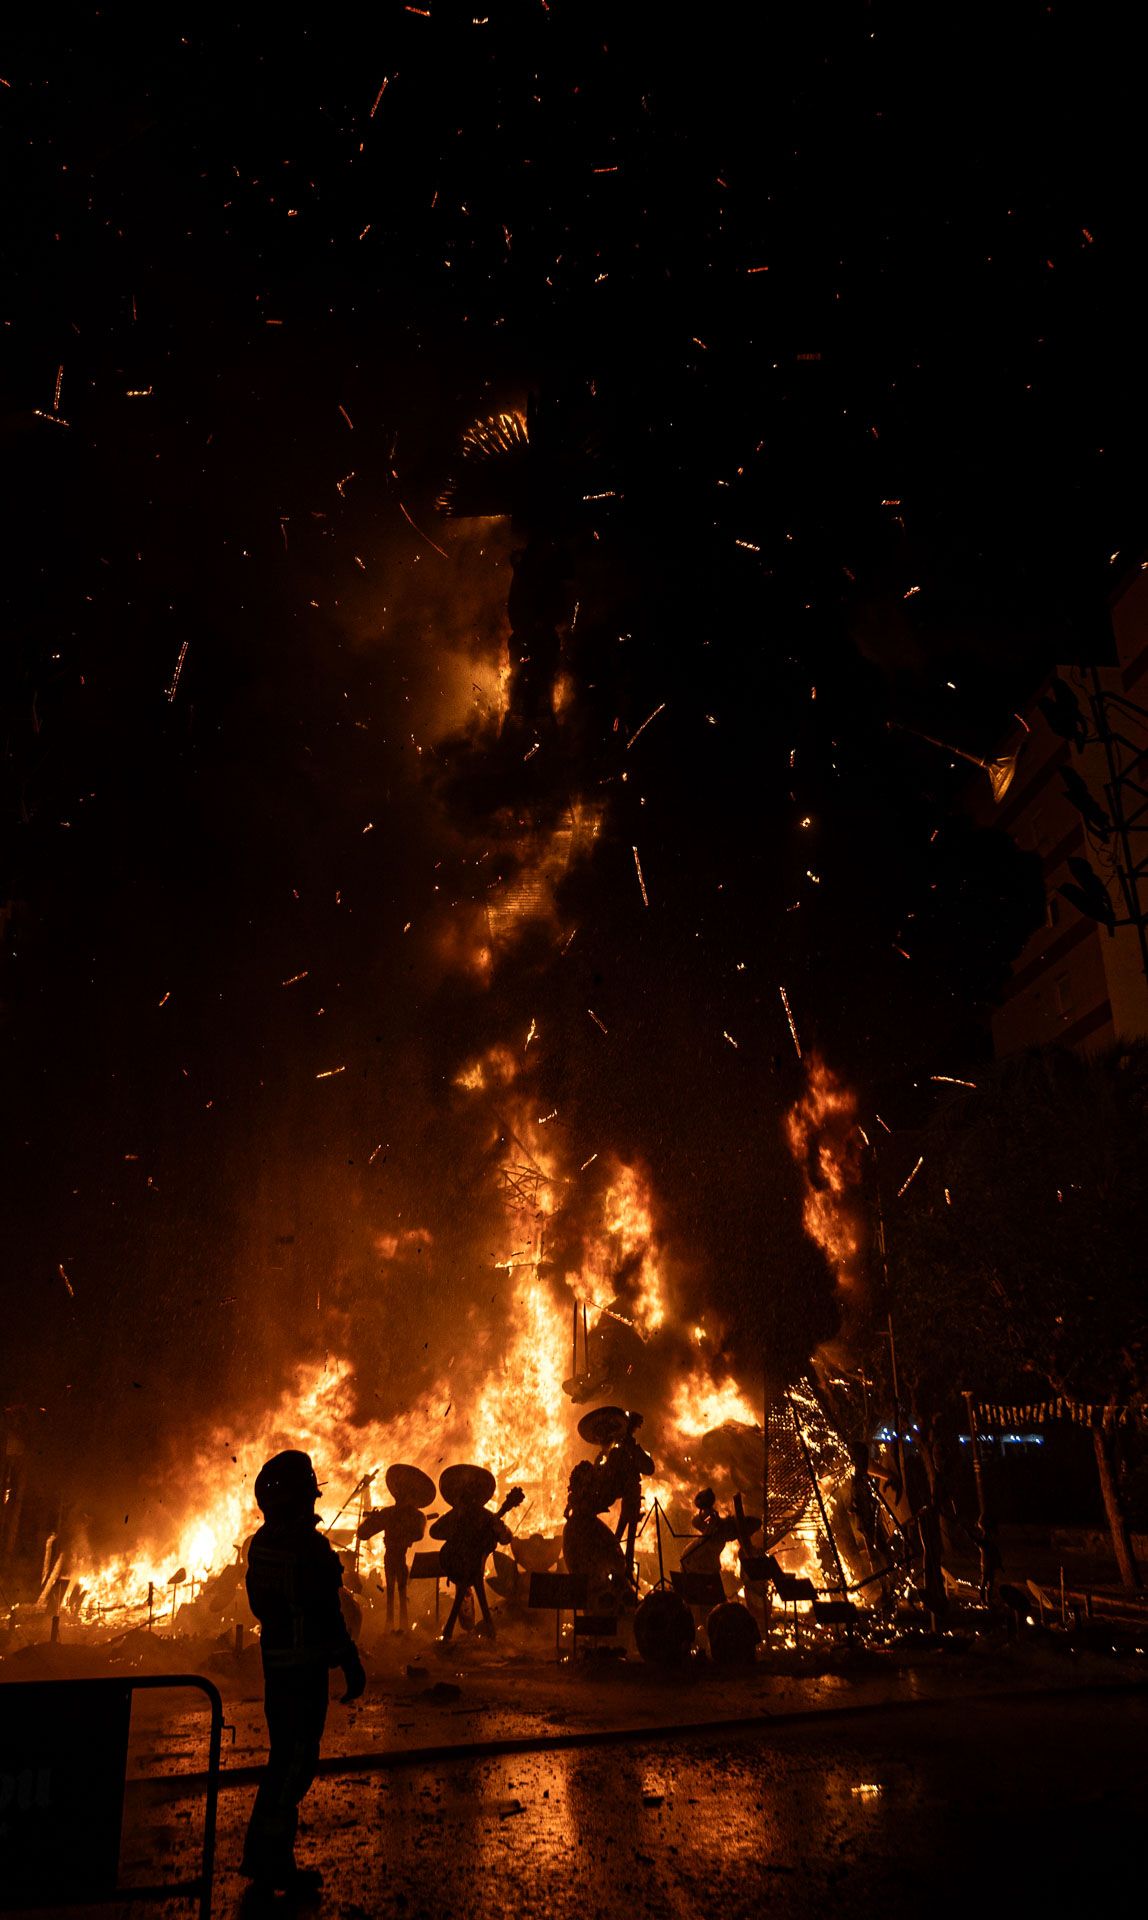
[105,1685,1148,1917]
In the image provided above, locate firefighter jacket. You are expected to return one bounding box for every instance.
[245,1515,356,1671]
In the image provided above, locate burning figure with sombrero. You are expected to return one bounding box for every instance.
[357,1463,436,1632]
[429,1465,524,1643]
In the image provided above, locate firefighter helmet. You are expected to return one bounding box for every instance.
[254,1449,321,1515]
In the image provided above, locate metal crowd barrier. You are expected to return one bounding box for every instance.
[0,1673,223,1919]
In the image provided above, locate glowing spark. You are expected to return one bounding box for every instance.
[157,991,171,1008]
[53,365,63,413]
[626,702,666,750]
[525,1018,537,1050]
[779,985,802,1058]
[336,472,356,497]
[588,1009,608,1034]
[734,538,760,552]
[398,501,449,559]
[897,1155,924,1198]
[282,971,309,986]
[368,1143,385,1164]
[338,404,355,430]
[316,1066,346,1080]
[580,1154,598,1171]
[369,77,390,117]
[632,846,650,907]
[875,1113,892,1134]
[58,1264,75,1298]
[166,640,189,703]
[930,1074,977,1088]
[723,1031,739,1048]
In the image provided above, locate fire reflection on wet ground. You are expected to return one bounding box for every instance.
[47,1685,1146,1919]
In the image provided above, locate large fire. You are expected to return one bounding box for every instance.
[70,938,769,1623]
[57,424,853,1632]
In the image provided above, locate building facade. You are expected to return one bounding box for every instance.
[973,564,1148,1056]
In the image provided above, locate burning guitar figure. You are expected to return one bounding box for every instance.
[357,1463,436,1632]
[429,1465,525,1643]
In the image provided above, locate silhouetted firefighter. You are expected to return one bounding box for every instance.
[241,1450,365,1901]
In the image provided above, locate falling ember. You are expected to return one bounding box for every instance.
[58,1264,75,1298]
[778,984,802,1058]
[398,500,449,559]
[632,845,650,907]
[166,640,189,703]
[897,1155,924,1198]
[626,701,666,750]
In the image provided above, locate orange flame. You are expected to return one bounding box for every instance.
[784,1051,867,1298]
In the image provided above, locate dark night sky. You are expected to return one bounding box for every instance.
[3,5,1146,1519]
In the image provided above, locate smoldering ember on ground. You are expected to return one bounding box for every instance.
[3,10,1148,1915]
